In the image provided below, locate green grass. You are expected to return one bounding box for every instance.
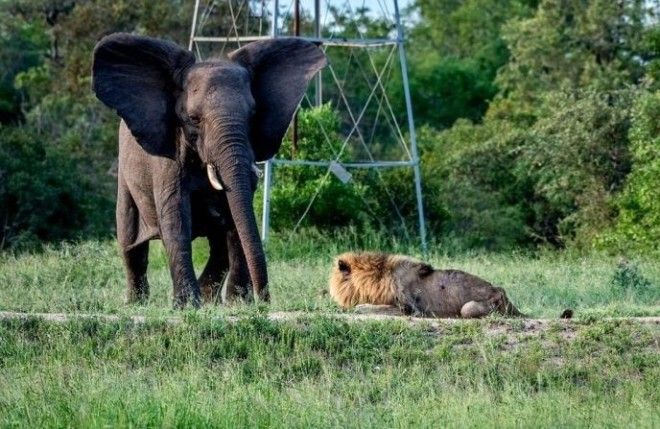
[0,236,658,317]
[0,236,659,427]
[0,315,658,427]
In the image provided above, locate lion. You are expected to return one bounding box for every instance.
[329,252,573,319]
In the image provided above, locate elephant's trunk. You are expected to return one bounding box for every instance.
[206,118,269,302]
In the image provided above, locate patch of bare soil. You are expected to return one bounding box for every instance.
[1,309,658,331]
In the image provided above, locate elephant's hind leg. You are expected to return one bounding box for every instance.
[222,228,252,304]
[198,233,229,304]
[122,242,150,304]
[117,180,151,304]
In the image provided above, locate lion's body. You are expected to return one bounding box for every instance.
[329,252,526,318]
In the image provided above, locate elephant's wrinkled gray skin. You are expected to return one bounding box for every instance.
[92,33,326,308]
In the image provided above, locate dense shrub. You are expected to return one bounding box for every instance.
[418,89,641,250]
[268,105,366,230]
[0,126,112,250]
[269,105,418,235]
[419,121,529,250]
[598,91,660,252]
[521,90,635,247]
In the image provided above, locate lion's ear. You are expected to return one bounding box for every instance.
[338,259,351,276]
[418,264,434,277]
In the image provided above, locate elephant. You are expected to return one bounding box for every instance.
[91,33,327,308]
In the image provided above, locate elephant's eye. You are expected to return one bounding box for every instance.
[189,115,201,125]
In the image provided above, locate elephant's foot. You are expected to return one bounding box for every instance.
[121,241,150,305]
[221,273,253,304]
[199,275,223,304]
[173,281,201,309]
[198,260,227,305]
[125,277,149,305]
[255,286,270,303]
[162,236,201,309]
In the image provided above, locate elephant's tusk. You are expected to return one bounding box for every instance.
[207,164,223,190]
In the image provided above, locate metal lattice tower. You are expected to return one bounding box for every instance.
[189,0,427,250]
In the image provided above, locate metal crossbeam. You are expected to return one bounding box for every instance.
[192,36,399,47]
[271,159,416,168]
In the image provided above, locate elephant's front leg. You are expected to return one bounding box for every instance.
[157,190,201,309]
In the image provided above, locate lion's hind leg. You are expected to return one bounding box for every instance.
[460,300,491,318]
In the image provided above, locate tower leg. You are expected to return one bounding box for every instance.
[188,0,201,51]
[393,0,427,252]
[261,159,273,243]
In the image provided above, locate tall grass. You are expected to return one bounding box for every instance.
[0,232,658,427]
[0,315,658,428]
[0,230,658,317]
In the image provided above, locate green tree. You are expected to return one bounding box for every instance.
[0,0,197,249]
[419,120,530,250]
[599,91,660,252]
[0,125,110,249]
[520,90,635,246]
[406,0,536,127]
[0,18,49,123]
[490,0,655,123]
[416,0,659,250]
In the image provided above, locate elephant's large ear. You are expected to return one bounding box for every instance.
[92,33,195,155]
[229,38,327,161]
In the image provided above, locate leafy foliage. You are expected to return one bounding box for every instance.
[418,0,659,251]
[407,0,535,127]
[0,0,195,249]
[0,125,112,249]
[521,90,635,246]
[419,120,529,250]
[269,105,421,237]
[404,54,498,127]
[490,0,653,123]
[0,0,658,253]
[608,258,655,300]
[270,104,368,230]
[599,91,660,251]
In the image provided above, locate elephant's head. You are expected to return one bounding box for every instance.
[92,33,327,301]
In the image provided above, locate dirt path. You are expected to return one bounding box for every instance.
[2,310,659,351]
[1,310,658,337]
